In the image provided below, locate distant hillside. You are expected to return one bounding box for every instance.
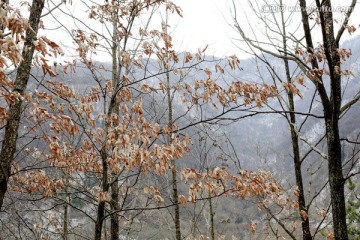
[17,35,360,239]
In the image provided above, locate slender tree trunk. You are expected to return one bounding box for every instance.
[288,108,312,240]
[208,169,215,240]
[191,202,196,236]
[110,12,120,240]
[166,69,181,240]
[0,0,45,210]
[63,189,70,240]
[208,196,215,240]
[63,199,68,240]
[110,180,120,240]
[299,0,348,238]
[95,9,122,240]
[287,84,312,240]
[170,160,181,240]
[94,149,109,240]
[163,11,181,239]
[63,175,70,240]
[279,1,312,239]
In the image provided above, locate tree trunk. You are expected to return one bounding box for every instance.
[0,0,45,210]
[279,1,312,238]
[316,0,348,237]
[110,181,120,240]
[326,119,348,239]
[208,175,215,240]
[288,99,312,240]
[94,149,109,240]
[171,161,181,240]
[299,0,348,238]
[95,10,121,239]
[63,175,70,240]
[162,11,181,239]
[167,71,181,240]
[164,54,181,239]
[109,12,120,240]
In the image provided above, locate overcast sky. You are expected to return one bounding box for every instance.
[37,0,360,60]
[171,0,237,56]
[171,0,360,59]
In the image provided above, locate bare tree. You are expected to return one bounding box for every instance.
[298,1,357,238]
[0,0,46,209]
[231,0,359,239]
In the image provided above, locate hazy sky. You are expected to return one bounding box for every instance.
[171,0,237,56]
[169,0,360,58]
[38,0,360,60]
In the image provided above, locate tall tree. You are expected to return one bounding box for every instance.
[298,1,356,238]
[0,0,46,209]
[280,1,311,238]
[232,0,359,239]
[232,1,315,238]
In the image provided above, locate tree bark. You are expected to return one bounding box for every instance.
[166,69,181,240]
[208,167,215,240]
[284,42,313,240]
[163,11,181,239]
[94,148,109,240]
[63,174,70,240]
[95,9,121,240]
[0,0,45,210]
[299,0,349,239]
[326,119,348,239]
[110,181,120,240]
[287,82,312,240]
[109,12,120,240]
[280,1,312,238]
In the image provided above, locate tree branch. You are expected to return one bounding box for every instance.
[334,0,357,46]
